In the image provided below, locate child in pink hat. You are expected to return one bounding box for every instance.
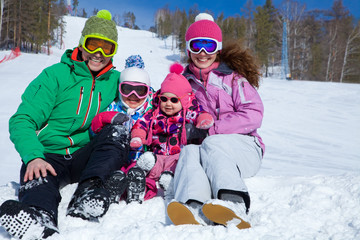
[129,63,213,200]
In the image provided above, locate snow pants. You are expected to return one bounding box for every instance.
[148,153,179,180]
[173,134,262,204]
[18,125,130,222]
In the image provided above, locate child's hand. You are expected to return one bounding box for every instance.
[196,112,214,129]
[111,113,129,125]
[91,111,129,134]
[130,137,143,149]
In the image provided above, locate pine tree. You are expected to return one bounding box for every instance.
[254,4,272,76]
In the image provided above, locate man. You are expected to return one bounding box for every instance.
[0,10,129,239]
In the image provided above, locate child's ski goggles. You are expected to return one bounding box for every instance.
[186,37,222,55]
[159,95,181,104]
[119,82,149,99]
[82,35,118,57]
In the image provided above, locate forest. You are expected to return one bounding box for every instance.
[1,0,359,83]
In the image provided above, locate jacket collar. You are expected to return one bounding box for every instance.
[62,47,114,78]
[184,62,233,79]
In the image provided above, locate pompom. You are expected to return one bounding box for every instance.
[169,63,184,74]
[97,10,112,21]
[125,55,145,69]
[195,13,214,22]
[159,171,174,191]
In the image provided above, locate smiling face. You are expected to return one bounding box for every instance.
[190,50,218,69]
[122,94,146,109]
[79,46,112,72]
[159,92,183,116]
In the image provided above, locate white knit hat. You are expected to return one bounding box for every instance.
[120,67,151,86]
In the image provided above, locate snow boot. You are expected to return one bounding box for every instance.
[219,190,250,214]
[126,167,146,204]
[136,151,156,174]
[104,170,128,203]
[67,178,110,220]
[0,200,58,240]
[167,201,203,225]
[202,201,251,229]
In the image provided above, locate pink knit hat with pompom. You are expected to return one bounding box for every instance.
[161,63,192,100]
[185,13,222,50]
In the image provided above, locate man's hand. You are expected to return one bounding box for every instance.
[24,158,57,182]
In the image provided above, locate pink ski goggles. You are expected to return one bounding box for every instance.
[119,82,149,99]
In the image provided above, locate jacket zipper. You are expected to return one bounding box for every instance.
[80,78,96,128]
[76,87,84,115]
[95,92,102,115]
[189,75,216,118]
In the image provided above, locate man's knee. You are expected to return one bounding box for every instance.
[94,124,130,145]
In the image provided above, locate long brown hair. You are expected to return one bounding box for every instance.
[219,39,261,88]
[187,39,261,88]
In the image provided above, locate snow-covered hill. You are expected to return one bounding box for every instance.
[0,15,359,240]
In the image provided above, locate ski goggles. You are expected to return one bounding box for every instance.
[186,37,222,54]
[82,35,118,57]
[159,95,181,104]
[119,82,149,99]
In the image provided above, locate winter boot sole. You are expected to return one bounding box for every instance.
[202,203,251,229]
[67,188,110,221]
[167,201,200,225]
[104,170,128,203]
[126,167,146,204]
[0,200,47,240]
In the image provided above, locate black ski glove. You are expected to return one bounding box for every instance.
[185,123,208,145]
[111,113,129,125]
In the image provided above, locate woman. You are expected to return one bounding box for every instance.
[167,13,265,230]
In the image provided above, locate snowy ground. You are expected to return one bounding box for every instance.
[0,16,359,240]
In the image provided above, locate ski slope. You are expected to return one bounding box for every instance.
[0,16,359,240]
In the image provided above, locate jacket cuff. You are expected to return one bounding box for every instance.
[22,152,45,165]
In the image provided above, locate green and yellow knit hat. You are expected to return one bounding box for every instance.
[79,10,118,46]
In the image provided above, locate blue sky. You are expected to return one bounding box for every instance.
[76,0,360,29]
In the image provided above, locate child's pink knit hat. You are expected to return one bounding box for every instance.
[161,63,192,102]
[185,13,222,48]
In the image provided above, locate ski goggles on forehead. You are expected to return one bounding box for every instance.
[119,82,149,99]
[187,37,222,54]
[82,35,118,57]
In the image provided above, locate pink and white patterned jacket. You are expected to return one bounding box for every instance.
[131,91,206,155]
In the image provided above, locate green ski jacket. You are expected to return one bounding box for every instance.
[9,48,120,164]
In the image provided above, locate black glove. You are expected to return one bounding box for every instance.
[185,123,208,145]
[111,113,130,125]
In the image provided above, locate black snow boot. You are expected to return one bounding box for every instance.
[126,167,146,204]
[66,178,110,221]
[104,170,128,204]
[0,200,58,239]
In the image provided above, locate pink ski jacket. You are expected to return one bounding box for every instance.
[183,63,265,155]
[132,92,205,155]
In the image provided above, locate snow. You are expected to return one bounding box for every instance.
[0,15,360,239]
